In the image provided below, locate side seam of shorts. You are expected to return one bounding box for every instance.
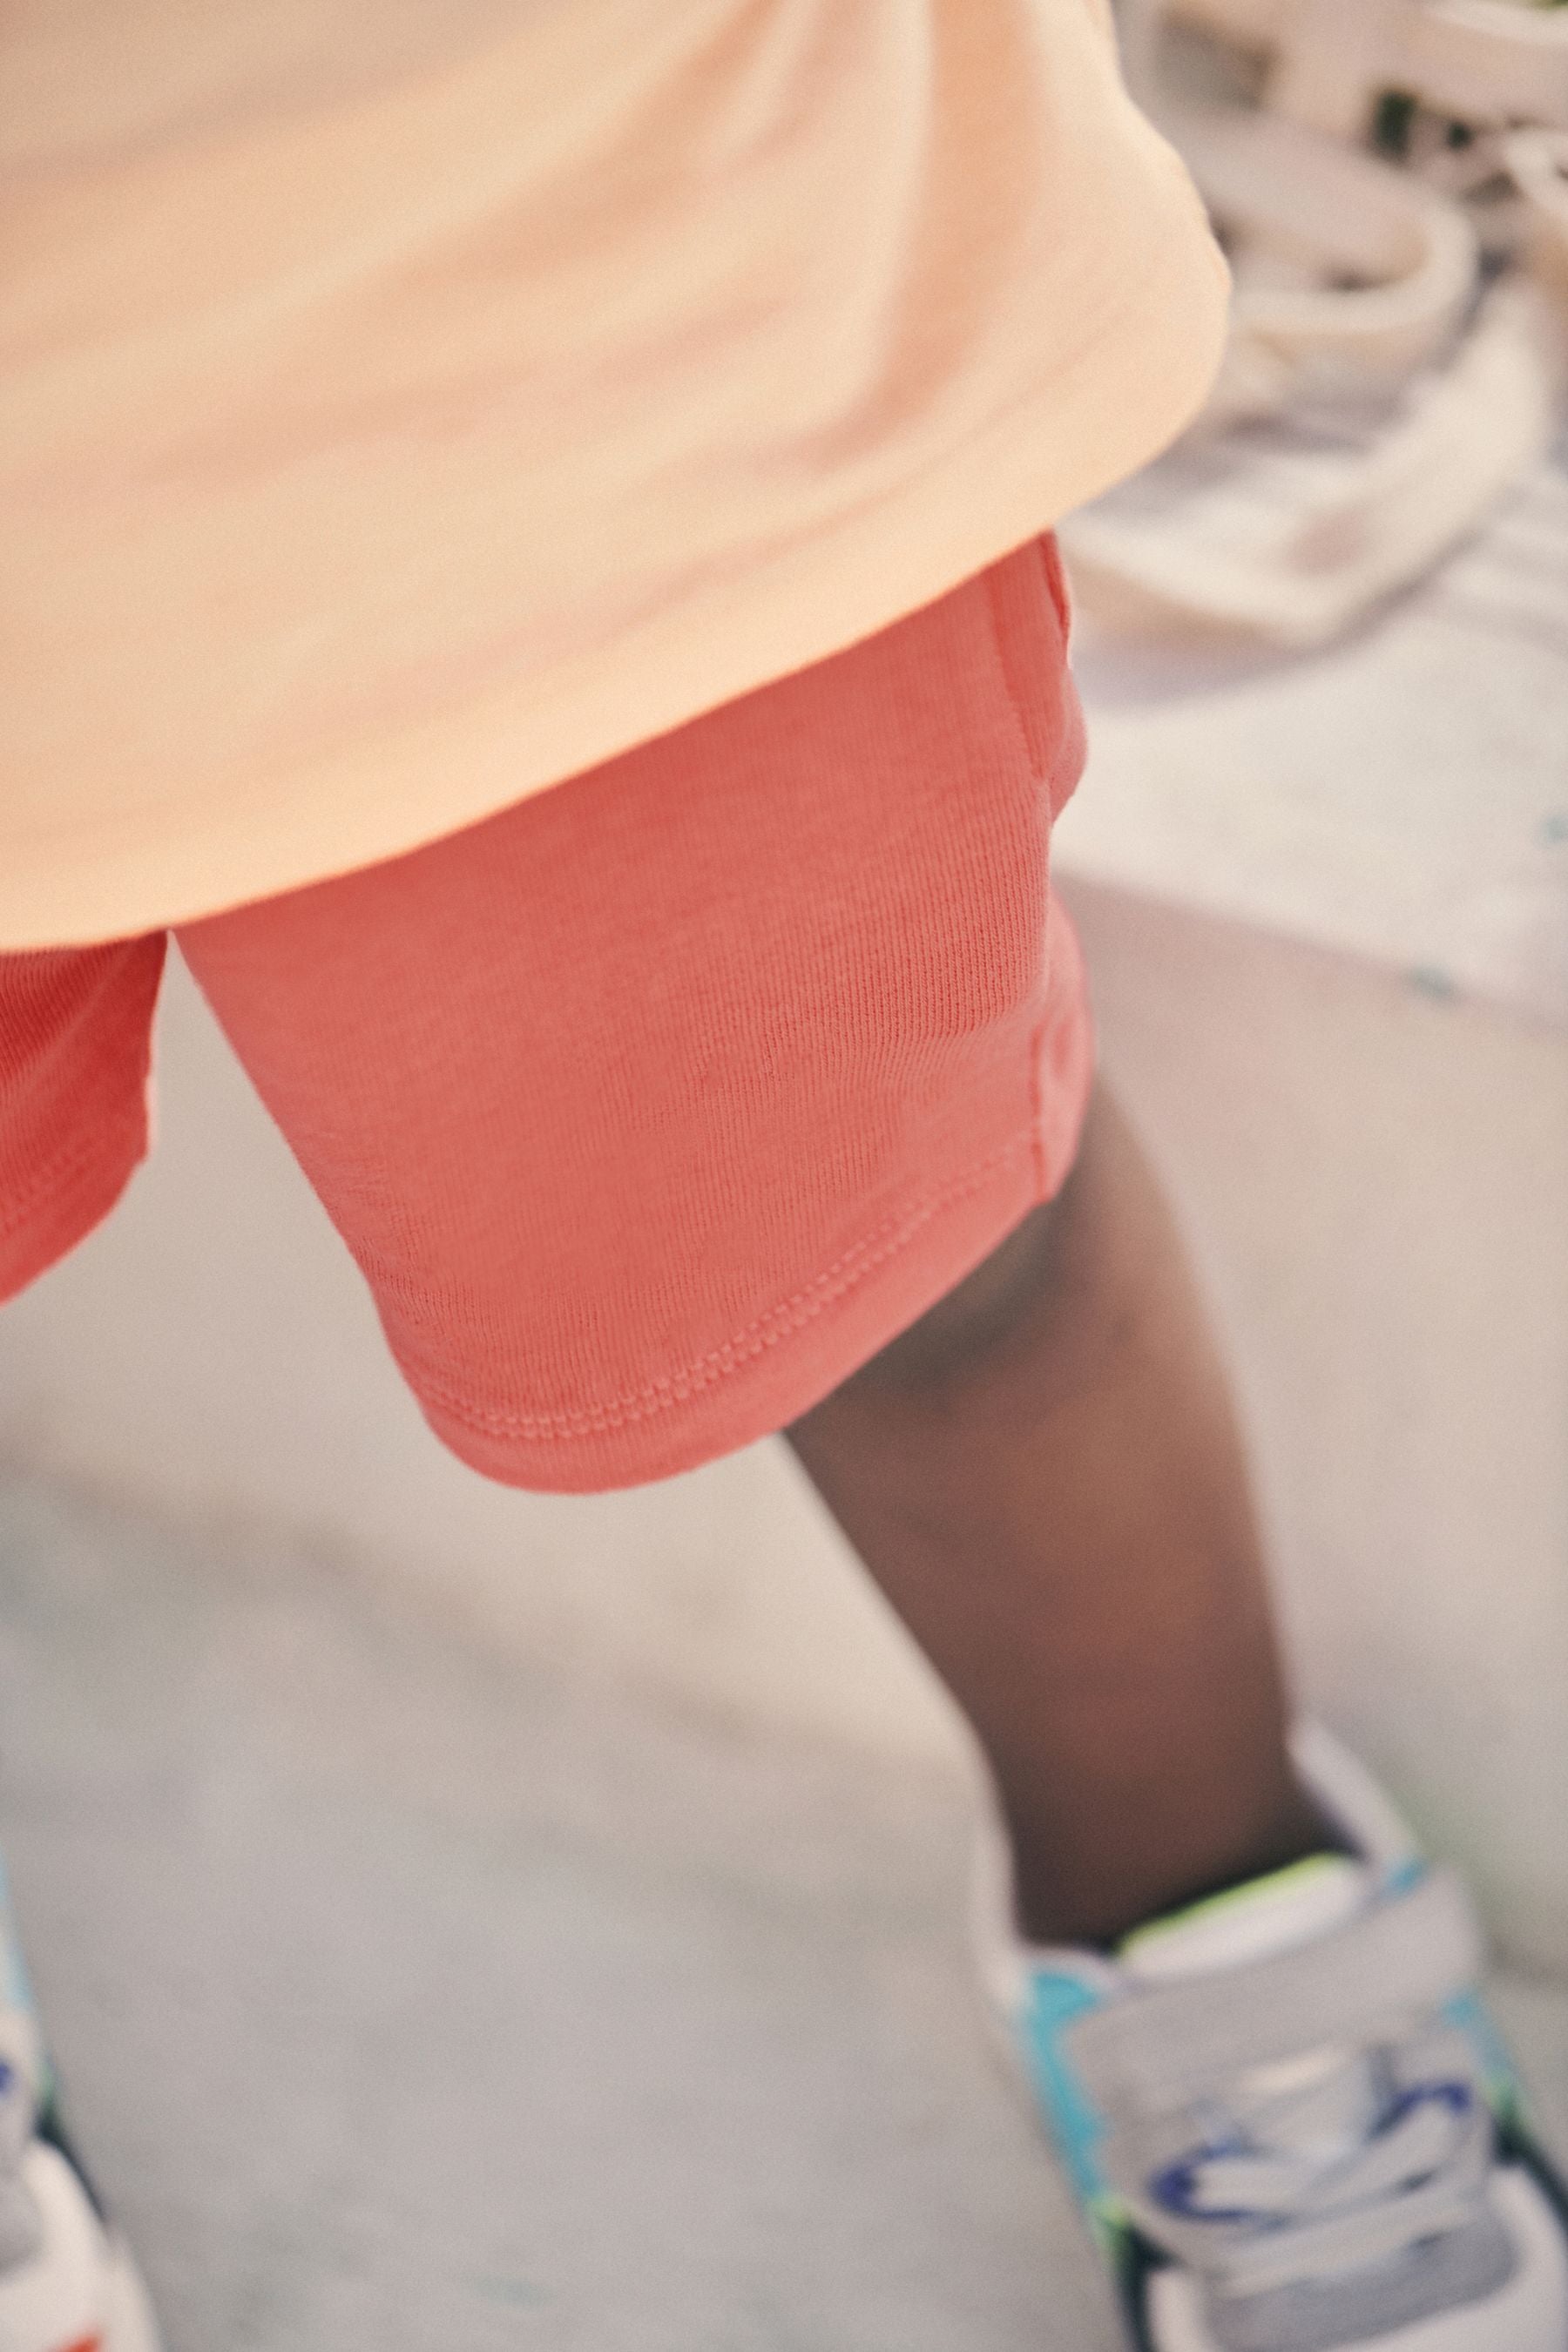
[413,911,1093,1491]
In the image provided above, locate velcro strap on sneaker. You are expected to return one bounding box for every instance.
[1064,1867,1484,2113]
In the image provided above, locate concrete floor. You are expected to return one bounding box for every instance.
[0,1475,1564,2352]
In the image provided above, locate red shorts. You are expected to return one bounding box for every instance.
[0,536,1092,1490]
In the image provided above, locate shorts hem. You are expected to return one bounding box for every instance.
[406,1058,1090,1495]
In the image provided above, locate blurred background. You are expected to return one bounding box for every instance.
[2,3,1566,2345]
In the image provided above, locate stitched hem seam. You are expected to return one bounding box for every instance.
[403,1128,1039,1446]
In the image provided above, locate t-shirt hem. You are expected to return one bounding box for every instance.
[1,220,1228,950]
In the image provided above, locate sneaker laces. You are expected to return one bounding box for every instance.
[1144,2035,1497,2297]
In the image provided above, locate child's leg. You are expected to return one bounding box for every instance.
[787,1078,1332,1950]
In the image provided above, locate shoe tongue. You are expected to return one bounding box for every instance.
[1118,1854,1369,1985]
[1119,1856,1382,2158]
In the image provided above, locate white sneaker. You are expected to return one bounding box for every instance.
[975,1725,1568,2350]
[0,1872,159,2352]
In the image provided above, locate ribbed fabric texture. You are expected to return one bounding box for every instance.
[0,539,1092,1490]
[0,937,166,1304]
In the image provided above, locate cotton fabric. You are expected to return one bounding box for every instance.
[0,538,1092,1489]
[1,0,1226,947]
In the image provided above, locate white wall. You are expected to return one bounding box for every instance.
[1,910,1564,1977]
[1065,880,1568,1979]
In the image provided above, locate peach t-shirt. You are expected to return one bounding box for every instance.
[2,0,1228,947]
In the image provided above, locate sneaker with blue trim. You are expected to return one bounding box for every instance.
[0,1869,159,2352]
[977,1724,1568,2351]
